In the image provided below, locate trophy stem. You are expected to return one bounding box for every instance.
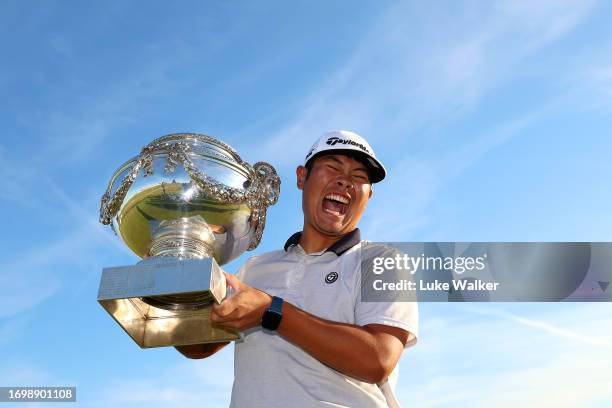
[142,216,219,311]
[149,216,214,259]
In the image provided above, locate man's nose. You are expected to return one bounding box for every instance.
[336,178,353,189]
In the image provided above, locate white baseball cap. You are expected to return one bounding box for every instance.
[304,130,386,183]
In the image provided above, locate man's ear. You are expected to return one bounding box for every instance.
[368,187,373,199]
[296,166,307,190]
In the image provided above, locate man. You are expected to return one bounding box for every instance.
[176,130,418,407]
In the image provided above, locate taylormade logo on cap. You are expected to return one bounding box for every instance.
[325,136,370,153]
[304,130,387,183]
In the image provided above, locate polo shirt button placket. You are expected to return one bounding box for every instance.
[286,248,306,301]
[295,255,307,284]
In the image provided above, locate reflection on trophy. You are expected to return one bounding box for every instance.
[97,133,280,348]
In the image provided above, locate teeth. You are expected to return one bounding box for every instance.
[325,193,349,204]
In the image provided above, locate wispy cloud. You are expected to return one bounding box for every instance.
[88,346,235,408]
[0,147,41,207]
[464,305,612,349]
[0,359,75,387]
[363,104,549,240]
[250,1,600,241]
[0,179,131,320]
[0,225,93,319]
[568,45,612,113]
[258,0,598,167]
[0,315,29,348]
[22,15,227,166]
[37,60,176,164]
[397,303,612,407]
[402,351,612,408]
[47,181,130,255]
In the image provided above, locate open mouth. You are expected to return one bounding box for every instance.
[322,193,350,216]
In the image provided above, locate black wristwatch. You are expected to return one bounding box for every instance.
[261,296,283,331]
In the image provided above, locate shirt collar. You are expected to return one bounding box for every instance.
[283,228,361,256]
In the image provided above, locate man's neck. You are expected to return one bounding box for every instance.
[298,224,350,254]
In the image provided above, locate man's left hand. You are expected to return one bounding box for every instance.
[211,273,272,332]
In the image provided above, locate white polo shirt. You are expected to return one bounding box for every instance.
[230,229,418,408]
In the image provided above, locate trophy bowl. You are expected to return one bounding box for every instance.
[97,133,280,348]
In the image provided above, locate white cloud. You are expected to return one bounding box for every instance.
[396,303,612,407]
[363,157,440,240]
[0,225,91,319]
[0,316,29,348]
[90,346,235,408]
[258,0,598,168]
[38,61,175,164]
[570,49,612,113]
[465,305,612,349]
[361,105,547,240]
[0,148,41,206]
[0,181,132,320]
[0,359,74,388]
[251,1,600,241]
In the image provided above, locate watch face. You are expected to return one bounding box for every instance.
[262,311,282,331]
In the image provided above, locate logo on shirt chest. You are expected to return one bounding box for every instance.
[325,271,339,284]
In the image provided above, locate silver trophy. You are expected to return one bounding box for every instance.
[97,133,280,348]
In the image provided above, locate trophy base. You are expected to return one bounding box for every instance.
[97,257,239,348]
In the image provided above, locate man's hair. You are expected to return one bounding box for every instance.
[305,160,314,180]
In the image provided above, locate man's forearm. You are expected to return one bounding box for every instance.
[210,275,408,382]
[276,302,405,384]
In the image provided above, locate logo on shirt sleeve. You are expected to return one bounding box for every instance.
[325,271,339,284]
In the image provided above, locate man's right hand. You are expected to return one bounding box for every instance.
[175,342,229,359]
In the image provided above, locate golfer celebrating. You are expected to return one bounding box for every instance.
[177,130,418,407]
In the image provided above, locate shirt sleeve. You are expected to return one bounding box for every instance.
[355,244,419,348]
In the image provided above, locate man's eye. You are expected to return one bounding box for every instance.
[326,165,339,171]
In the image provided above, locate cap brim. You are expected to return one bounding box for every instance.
[306,149,386,183]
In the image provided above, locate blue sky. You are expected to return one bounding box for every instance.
[1,1,612,406]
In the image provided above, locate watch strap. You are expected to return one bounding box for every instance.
[261,296,283,331]
[269,296,283,314]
